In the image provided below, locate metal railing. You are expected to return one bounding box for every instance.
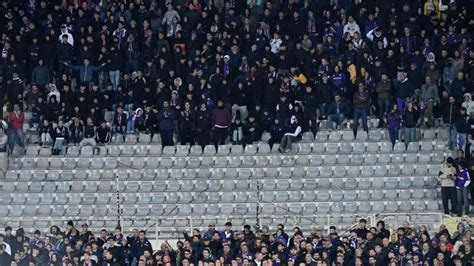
[0,212,445,241]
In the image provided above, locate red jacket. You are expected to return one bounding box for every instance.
[8,111,24,130]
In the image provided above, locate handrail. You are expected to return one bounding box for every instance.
[0,212,444,239]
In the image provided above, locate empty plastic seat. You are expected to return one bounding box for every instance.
[339,143,352,154]
[80,146,94,157]
[124,134,138,144]
[407,142,420,152]
[231,145,243,155]
[315,131,328,142]
[328,131,342,141]
[420,142,433,152]
[297,143,312,155]
[379,142,392,153]
[325,143,339,154]
[244,145,257,155]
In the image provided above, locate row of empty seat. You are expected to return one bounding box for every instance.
[11,152,446,170]
[4,164,441,182]
[0,200,440,218]
[19,140,446,158]
[1,188,438,206]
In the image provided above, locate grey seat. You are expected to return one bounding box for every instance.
[176,145,189,156]
[231,145,243,155]
[339,143,352,154]
[80,146,94,157]
[315,131,328,142]
[330,190,343,201]
[407,142,420,152]
[148,145,162,156]
[217,145,231,155]
[244,145,257,155]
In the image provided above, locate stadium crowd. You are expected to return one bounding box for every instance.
[0,0,472,154]
[0,220,474,266]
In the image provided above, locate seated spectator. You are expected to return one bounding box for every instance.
[278,116,302,153]
[113,106,127,135]
[242,114,261,145]
[230,118,243,145]
[38,119,53,147]
[69,118,84,145]
[52,120,68,155]
[80,118,97,148]
[268,117,285,150]
[326,95,349,130]
[127,108,144,134]
[96,121,111,145]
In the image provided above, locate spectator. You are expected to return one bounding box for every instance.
[443,96,460,150]
[113,106,127,135]
[439,157,458,215]
[230,118,243,145]
[0,121,8,173]
[402,102,419,148]
[462,93,474,117]
[242,114,260,145]
[455,108,470,151]
[7,103,25,153]
[278,115,302,153]
[96,121,111,146]
[352,83,370,139]
[178,102,195,146]
[395,72,414,109]
[63,59,105,85]
[31,59,50,91]
[455,162,471,217]
[69,118,84,145]
[131,231,153,265]
[419,76,439,128]
[195,102,212,150]
[79,118,96,148]
[157,101,177,147]
[268,117,284,150]
[375,74,392,128]
[212,100,232,149]
[326,95,349,130]
[38,119,53,147]
[386,104,402,148]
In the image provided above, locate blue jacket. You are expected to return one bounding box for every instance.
[326,100,350,116]
[157,107,176,130]
[67,63,102,83]
[131,239,153,259]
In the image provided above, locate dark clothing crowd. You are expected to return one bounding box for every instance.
[1,220,474,266]
[0,0,472,151]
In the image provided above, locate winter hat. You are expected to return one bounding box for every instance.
[67,220,74,227]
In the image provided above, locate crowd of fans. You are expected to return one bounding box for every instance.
[0,0,472,154]
[0,220,474,266]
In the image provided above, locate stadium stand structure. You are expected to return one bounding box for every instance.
[2,119,447,239]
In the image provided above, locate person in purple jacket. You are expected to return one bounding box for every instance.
[157,101,176,147]
[386,103,402,148]
[455,162,471,217]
